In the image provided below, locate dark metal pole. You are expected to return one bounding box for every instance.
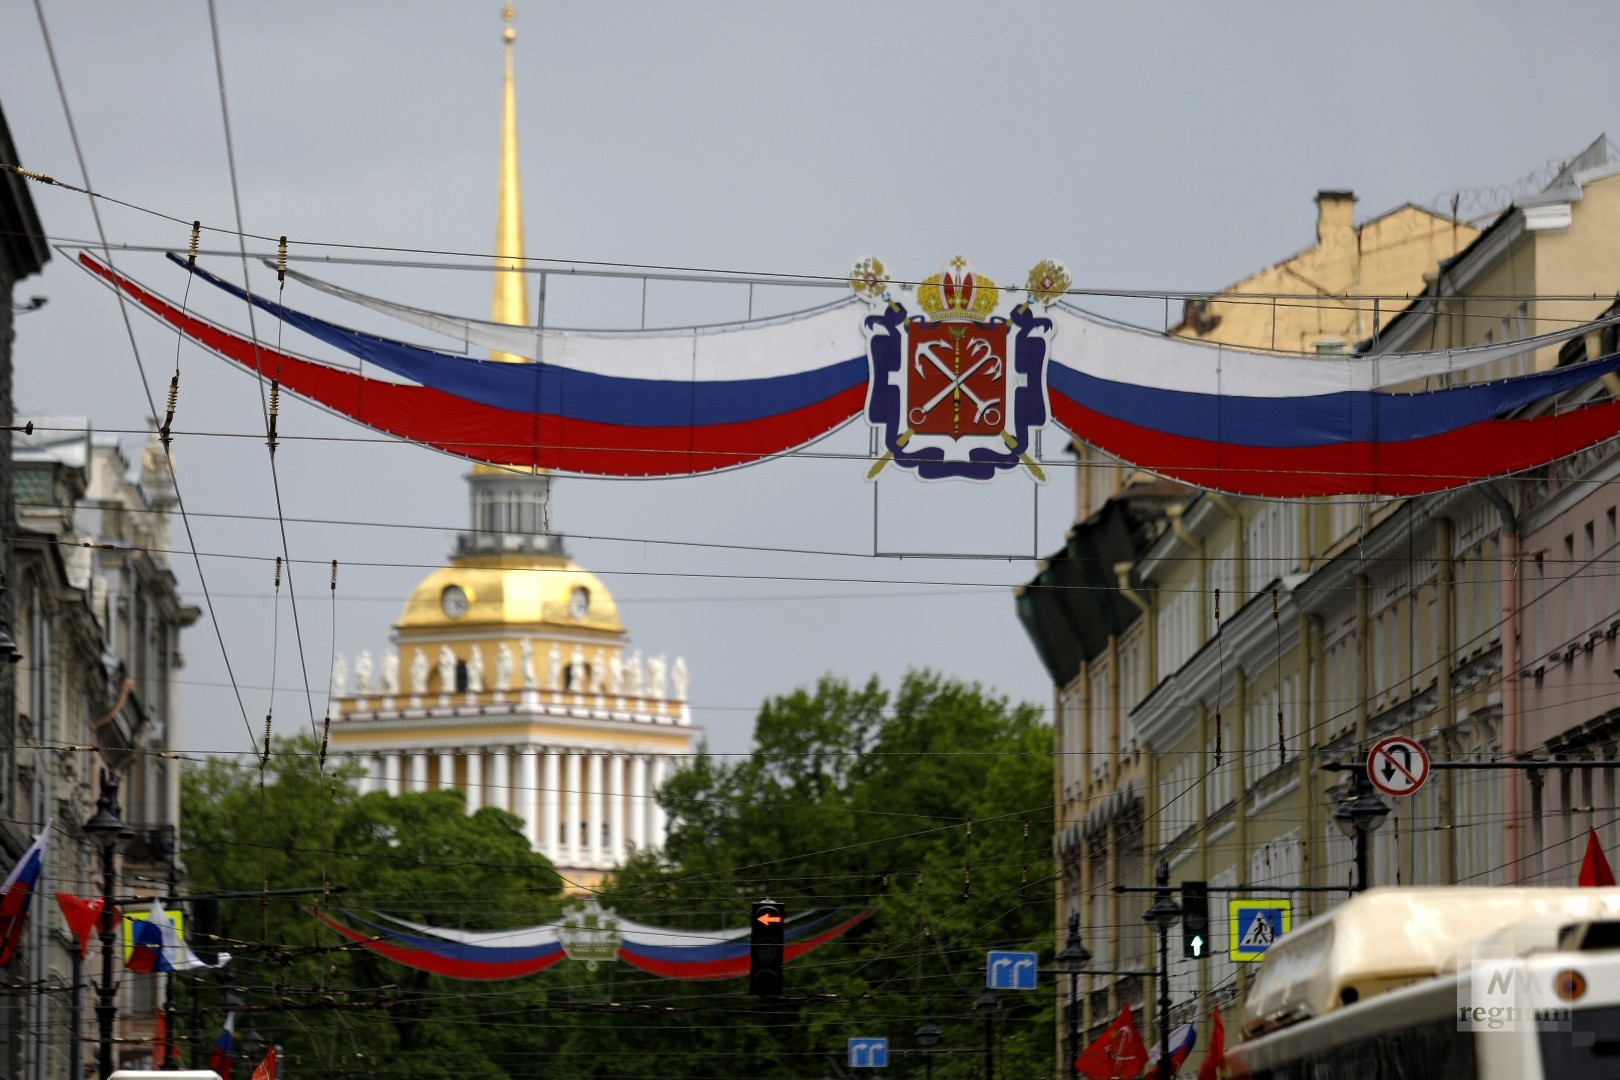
[96,843,118,1079]
[1355,830,1371,894]
[1066,971,1078,1075]
[163,847,178,1069]
[69,950,83,1080]
[983,1013,993,1080]
[1157,925,1172,1080]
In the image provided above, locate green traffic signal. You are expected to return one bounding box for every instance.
[1181,881,1209,960]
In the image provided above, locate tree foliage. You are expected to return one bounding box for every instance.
[178,673,1054,1078]
[178,733,563,1079]
[589,671,1056,1078]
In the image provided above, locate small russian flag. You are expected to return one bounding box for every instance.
[0,823,50,967]
[208,1013,235,1080]
[1146,1021,1198,1076]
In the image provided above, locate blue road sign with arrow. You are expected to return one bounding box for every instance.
[986,950,1039,990]
[848,1038,889,1068]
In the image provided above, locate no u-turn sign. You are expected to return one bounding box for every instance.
[1367,735,1431,797]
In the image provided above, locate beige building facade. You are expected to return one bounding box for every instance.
[1022,155,1620,1072]
[9,421,198,1078]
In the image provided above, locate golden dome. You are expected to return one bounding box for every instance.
[397,554,623,634]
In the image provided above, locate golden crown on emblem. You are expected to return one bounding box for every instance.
[917,256,1000,323]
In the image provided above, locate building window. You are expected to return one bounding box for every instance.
[454,661,469,693]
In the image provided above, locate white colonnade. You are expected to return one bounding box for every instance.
[349,746,672,868]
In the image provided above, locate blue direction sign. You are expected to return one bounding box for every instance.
[848,1038,889,1068]
[986,950,1039,990]
[1229,898,1292,962]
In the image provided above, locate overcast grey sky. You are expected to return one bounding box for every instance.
[3,2,1620,760]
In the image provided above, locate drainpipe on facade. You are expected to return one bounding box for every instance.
[1481,485,1521,884]
[1208,493,1246,601]
[1168,504,1207,647]
[1233,666,1250,994]
[1296,610,1317,919]
[1107,633,1122,1014]
[1355,575,1370,744]
[1108,635,1122,786]
[1435,518,1458,884]
[1115,562,1156,688]
[1196,699,1210,1010]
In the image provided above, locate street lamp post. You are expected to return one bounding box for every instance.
[85,772,133,1080]
[914,1005,941,1080]
[974,989,997,1080]
[1142,864,1182,1080]
[1333,763,1392,893]
[1054,913,1092,1075]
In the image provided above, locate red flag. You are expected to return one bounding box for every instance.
[1580,829,1616,887]
[1198,1007,1225,1080]
[250,1048,276,1080]
[54,894,104,960]
[153,1009,168,1068]
[1075,1003,1149,1079]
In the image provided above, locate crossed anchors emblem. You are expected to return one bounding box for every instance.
[851,255,1068,481]
[910,337,1003,429]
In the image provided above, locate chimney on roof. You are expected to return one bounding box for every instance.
[1315,190,1356,247]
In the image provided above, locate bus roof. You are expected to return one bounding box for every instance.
[1242,886,1620,1036]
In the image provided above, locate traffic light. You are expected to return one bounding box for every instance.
[750,900,785,996]
[1181,881,1210,959]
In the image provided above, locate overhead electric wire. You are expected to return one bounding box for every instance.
[204,0,321,742]
[12,175,1620,310]
[27,0,258,749]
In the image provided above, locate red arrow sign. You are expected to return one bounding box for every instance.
[756,912,783,926]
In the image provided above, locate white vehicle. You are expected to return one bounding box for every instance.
[1227,887,1620,1080]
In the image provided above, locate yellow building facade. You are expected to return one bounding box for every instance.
[1029,146,1620,1075]
[1123,144,1620,1030]
[1025,186,1486,1067]
[327,9,694,888]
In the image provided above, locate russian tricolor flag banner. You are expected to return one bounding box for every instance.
[1146,1021,1198,1076]
[126,899,227,973]
[74,250,1620,497]
[314,903,869,982]
[0,823,49,967]
[208,1012,235,1080]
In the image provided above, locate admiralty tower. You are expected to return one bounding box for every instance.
[326,6,694,887]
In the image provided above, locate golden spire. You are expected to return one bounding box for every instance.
[492,3,528,362]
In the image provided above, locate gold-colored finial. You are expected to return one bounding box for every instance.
[491,0,527,359]
[503,5,515,42]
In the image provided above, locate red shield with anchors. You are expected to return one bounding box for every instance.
[905,320,1008,439]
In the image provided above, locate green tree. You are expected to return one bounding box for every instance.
[179,733,564,1080]
[179,672,1053,1079]
[579,671,1055,1079]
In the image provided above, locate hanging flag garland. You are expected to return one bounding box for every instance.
[75,251,1620,497]
[314,901,870,982]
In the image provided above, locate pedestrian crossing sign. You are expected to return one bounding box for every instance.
[1229,898,1291,962]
